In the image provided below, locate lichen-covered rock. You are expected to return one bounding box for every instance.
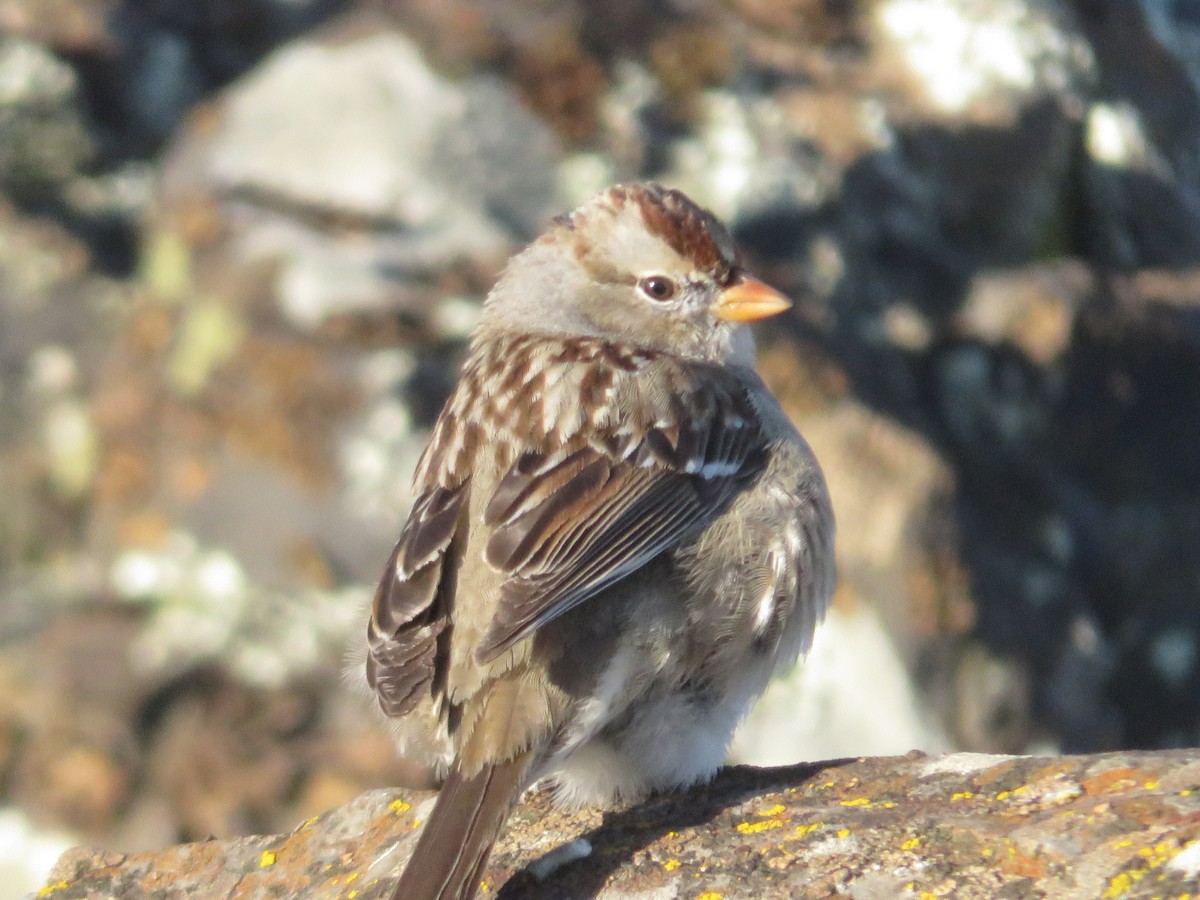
[0,36,92,195]
[156,16,561,331]
[40,750,1200,899]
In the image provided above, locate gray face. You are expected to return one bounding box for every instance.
[483,185,749,364]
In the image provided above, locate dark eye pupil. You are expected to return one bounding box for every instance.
[641,276,674,300]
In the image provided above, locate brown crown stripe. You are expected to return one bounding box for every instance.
[623,183,733,276]
[561,183,735,278]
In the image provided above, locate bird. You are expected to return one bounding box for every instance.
[365,182,835,900]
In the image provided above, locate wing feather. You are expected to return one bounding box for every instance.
[367,335,772,719]
[367,483,466,718]
[475,366,767,662]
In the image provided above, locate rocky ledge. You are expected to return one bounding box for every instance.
[41,748,1200,899]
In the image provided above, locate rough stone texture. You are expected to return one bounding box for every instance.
[154,15,561,333]
[0,36,93,195]
[1070,0,1200,269]
[41,750,1200,899]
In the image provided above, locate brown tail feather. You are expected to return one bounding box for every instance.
[391,753,531,900]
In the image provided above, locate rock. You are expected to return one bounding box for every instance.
[1072,0,1200,268]
[39,749,1200,898]
[157,15,561,331]
[0,36,92,196]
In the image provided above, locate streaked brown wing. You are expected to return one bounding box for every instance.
[475,394,766,663]
[367,482,466,717]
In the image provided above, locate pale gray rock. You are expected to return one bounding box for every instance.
[163,25,561,329]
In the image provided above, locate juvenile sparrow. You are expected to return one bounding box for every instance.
[366,183,835,900]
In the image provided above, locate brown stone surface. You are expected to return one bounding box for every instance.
[41,750,1200,899]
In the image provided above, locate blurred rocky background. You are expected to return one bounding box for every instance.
[1,0,1199,895]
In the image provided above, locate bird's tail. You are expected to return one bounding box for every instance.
[391,752,532,900]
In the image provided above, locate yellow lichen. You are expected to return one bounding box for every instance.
[950,791,975,801]
[759,804,787,816]
[37,882,70,897]
[836,829,851,838]
[259,850,277,867]
[793,822,821,838]
[901,837,921,851]
[167,301,247,396]
[390,799,412,813]
[1102,871,1138,898]
[663,859,682,871]
[696,892,723,900]
[1101,841,1180,899]
[1143,781,1161,790]
[840,797,872,807]
[737,819,783,834]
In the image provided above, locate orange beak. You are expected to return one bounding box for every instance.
[710,275,792,323]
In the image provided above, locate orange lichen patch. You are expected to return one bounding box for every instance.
[114,509,174,548]
[1028,759,1082,783]
[971,759,1021,788]
[999,849,1046,880]
[1082,768,1144,796]
[167,455,214,501]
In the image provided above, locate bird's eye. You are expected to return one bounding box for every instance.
[638,275,677,302]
